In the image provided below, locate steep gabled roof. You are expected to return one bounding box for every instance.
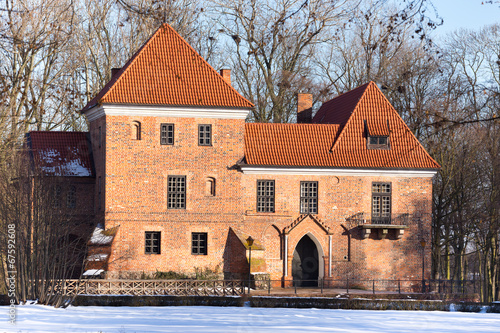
[244,82,440,170]
[27,131,94,177]
[312,82,370,125]
[82,24,253,112]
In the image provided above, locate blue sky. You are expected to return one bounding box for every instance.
[432,0,499,35]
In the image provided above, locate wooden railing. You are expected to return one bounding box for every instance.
[45,279,244,296]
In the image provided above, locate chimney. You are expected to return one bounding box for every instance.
[297,93,313,123]
[111,68,121,77]
[220,69,231,86]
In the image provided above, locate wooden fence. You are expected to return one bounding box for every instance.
[46,279,244,296]
[39,278,481,299]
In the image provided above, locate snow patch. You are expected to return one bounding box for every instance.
[82,269,104,277]
[38,148,92,177]
[1,305,500,333]
[86,253,109,261]
[89,224,114,245]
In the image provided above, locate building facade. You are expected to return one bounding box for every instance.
[33,24,440,285]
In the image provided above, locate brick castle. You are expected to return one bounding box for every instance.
[28,24,439,285]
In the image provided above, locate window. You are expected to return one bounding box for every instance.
[53,185,61,209]
[132,121,141,140]
[368,136,389,149]
[167,176,186,209]
[145,231,161,254]
[257,180,275,213]
[67,185,76,208]
[98,126,102,148]
[300,181,318,214]
[365,119,390,150]
[160,123,174,145]
[372,182,391,224]
[205,177,216,196]
[198,124,212,146]
[192,232,207,255]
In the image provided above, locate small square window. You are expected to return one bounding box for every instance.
[145,231,161,254]
[192,232,207,255]
[198,124,212,146]
[161,123,174,145]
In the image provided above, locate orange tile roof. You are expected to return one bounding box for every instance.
[366,119,390,136]
[82,24,253,111]
[245,123,341,166]
[244,82,440,170]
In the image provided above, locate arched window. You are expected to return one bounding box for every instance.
[205,177,216,196]
[132,121,141,140]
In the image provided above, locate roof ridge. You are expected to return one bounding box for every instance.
[246,122,340,127]
[29,130,89,134]
[327,82,373,152]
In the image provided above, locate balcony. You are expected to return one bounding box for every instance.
[347,213,410,240]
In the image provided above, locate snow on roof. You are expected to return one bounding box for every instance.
[82,269,104,276]
[27,131,95,177]
[89,224,115,245]
[87,253,109,262]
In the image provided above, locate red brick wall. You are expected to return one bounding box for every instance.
[92,113,433,282]
[241,174,432,282]
[99,115,246,278]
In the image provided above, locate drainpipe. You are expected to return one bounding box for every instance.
[284,235,288,277]
[329,235,332,277]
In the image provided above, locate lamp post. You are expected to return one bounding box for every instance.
[420,239,426,293]
[246,236,254,294]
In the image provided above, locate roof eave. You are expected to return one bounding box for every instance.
[239,165,439,177]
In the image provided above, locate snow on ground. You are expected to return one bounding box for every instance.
[1,305,500,333]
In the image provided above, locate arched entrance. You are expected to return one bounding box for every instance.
[292,234,320,287]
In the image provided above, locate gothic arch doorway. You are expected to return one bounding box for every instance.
[292,234,323,287]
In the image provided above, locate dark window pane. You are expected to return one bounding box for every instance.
[368,136,389,148]
[257,180,275,212]
[372,182,391,224]
[145,232,161,254]
[161,123,174,145]
[192,232,207,255]
[300,181,318,214]
[168,176,186,209]
[198,124,212,146]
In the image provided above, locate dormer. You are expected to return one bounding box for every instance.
[365,119,390,150]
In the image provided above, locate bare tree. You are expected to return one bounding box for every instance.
[116,0,219,61]
[0,146,92,306]
[0,0,87,143]
[210,0,363,122]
